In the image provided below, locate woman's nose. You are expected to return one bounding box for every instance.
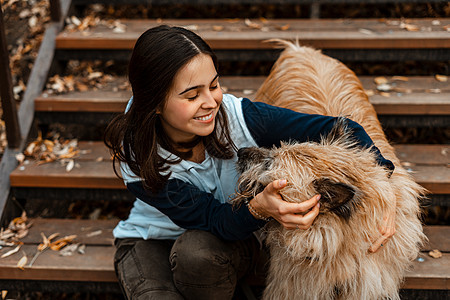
[202,91,218,108]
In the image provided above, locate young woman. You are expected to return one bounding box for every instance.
[104,25,395,300]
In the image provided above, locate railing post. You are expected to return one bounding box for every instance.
[0,3,21,149]
[50,0,62,22]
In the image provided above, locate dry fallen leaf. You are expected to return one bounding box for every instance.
[86,230,102,238]
[17,254,27,270]
[400,22,419,31]
[1,245,21,258]
[374,76,388,85]
[245,18,262,29]
[212,25,224,31]
[15,153,25,164]
[2,290,7,300]
[376,83,392,92]
[391,76,409,82]
[428,249,442,259]
[435,74,448,82]
[276,24,290,31]
[364,89,375,97]
[379,92,391,97]
[66,159,75,172]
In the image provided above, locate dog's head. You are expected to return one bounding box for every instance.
[235,118,391,223]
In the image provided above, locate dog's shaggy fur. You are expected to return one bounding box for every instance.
[234,41,425,300]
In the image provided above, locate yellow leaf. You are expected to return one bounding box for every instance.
[428,249,442,259]
[374,76,388,85]
[435,74,448,82]
[364,89,375,97]
[379,92,391,97]
[2,290,7,300]
[17,255,27,270]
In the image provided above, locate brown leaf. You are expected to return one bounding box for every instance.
[428,249,442,259]
[245,19,262,29]
[276,24,290,31]
[379,92,391,97]
[212,25,224,31]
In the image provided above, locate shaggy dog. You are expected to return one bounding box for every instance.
[234,41,425,300]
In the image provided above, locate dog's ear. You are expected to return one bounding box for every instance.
[313,178,356,212]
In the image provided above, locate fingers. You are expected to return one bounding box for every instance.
[369,211,396,253]
[280,201,321,230]
[281,194,321,215]
[266,179,287,193]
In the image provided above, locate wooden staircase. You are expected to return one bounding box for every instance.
[0,0,448,298]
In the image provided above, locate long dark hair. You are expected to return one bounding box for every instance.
[104,25,236,193]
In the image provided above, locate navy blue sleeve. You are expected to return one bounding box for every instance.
[241,98,394,174]
[127,178,267,241]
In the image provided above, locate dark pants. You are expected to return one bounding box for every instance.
[114,230,268,300]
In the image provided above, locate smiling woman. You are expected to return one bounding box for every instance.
[158,54,223,145]
[103,25,394,300]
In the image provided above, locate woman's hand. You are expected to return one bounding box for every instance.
[249,179,321,230]
[369,207,396,253]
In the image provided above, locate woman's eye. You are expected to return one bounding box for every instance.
[210,85,218,90]
[187,94,199,100]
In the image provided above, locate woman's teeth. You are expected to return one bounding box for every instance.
[195,113,213,121]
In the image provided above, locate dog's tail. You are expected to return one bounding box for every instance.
[264,38,316,53]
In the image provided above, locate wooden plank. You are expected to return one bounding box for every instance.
[20,218,118,246]
[395,145,449,166]
[402,253,450,290]
[76,141,112,161]
[406,165,450,194]
[0,233,447,287]
[55,18,450,50]
[0,244,116,282]
[422,226,450,252]
[9,160,124,189]
[35,76,450,115]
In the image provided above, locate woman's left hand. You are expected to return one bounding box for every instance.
[369,207,396,253]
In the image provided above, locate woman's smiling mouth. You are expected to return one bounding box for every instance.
[194,112,214,122]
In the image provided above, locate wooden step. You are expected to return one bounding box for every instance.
[35,76,450,115]
[0,219,448,289]
[9,142,450,195]
[0,218,117,282]
[55,18,450,51]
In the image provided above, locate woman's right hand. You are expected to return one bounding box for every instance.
[249,179,321,230]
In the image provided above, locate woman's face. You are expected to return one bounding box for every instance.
[159,54,223,144]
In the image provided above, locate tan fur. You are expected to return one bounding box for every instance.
[236,41,425,300]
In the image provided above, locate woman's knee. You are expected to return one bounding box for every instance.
[170,230,236,278]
